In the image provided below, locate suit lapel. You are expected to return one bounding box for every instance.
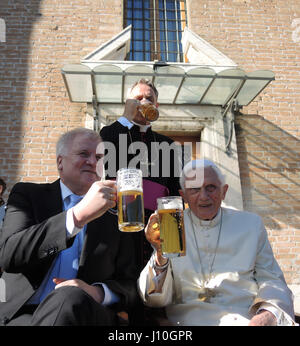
[78,212,118,271]
[42,179,63,219]
[79,218,102,268]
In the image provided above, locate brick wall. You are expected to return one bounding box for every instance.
[0,0,299,283]
[188,0,300,131]
[235,115,300,282]
[0,0,123,194]
[188,0,300,283]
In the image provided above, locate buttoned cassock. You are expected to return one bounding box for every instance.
[138,207,295,326]
[100,119,181,270]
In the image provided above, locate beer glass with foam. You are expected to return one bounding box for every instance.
[157,196,186,257]
[139,102,159,122]
[117,168,145,232]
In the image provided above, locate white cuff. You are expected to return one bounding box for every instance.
[149,254,169,291]
[257,303,282,325]
[66,207,83,238]
[92,282,120,305]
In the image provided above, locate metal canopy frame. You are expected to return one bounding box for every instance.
[61,61,274,109]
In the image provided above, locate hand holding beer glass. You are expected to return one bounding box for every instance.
[117,168,145,232]
[147,197,186,258]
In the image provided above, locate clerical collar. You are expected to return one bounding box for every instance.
[189,208,222,229]
[118,116,151,133]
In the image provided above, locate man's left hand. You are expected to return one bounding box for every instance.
[248,310,277,326]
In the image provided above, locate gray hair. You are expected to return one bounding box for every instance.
[56,128,101,157]
[127,78,159,99]
[180,159,226,190]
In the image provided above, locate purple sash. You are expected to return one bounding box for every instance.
[143,179,169,211]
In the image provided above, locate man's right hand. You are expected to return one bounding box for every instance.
[72,180,117,228]
[122,98,140,121]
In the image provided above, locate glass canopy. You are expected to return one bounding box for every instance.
[61,62,274,107]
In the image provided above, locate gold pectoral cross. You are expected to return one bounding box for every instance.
[198,288,216,302]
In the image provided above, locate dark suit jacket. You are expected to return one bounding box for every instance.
[0,179,139,325]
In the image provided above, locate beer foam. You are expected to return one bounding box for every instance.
[119,185,142,193]
[117,169,143,192]
[118,178,142,192]
[158,198,182,210]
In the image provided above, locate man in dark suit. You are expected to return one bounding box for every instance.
[0,128,139,326]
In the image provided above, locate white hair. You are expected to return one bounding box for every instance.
[180,159,226,190]
[56,128,100,157]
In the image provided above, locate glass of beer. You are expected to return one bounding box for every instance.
[139,102,159,122]
[157,196,186,258]
[117,168,145,232]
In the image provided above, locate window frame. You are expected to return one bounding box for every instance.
[124,0,187,62]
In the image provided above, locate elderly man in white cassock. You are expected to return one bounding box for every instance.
[137,159,296,326]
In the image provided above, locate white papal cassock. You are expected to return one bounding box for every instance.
[138,207,296,326]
